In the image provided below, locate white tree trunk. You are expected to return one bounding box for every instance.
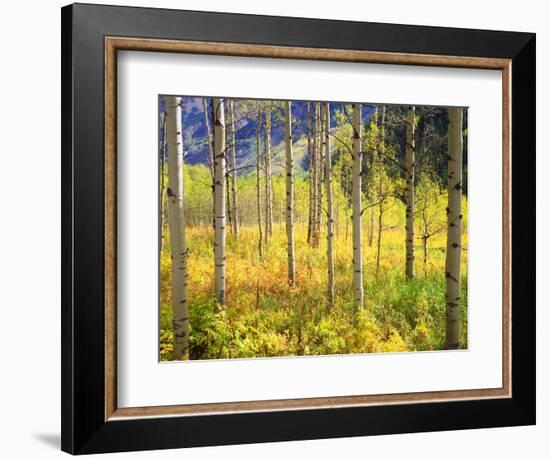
[311,103,319,247]
[225,161,232,233]
[405,106,416,279]
[313,102,323,247]
[352,104,364,311]
[160,110,167,254]
[165,96,189,359]
[229,100,239,239]
[374,106,384,277]
[264,106,273,243]
[213,98,226,305]
[203,98,214,179]
[256,107,263,260]
[284,101,296,286]
[324,103,335,309]
[445,107,463,349]
[307,102,313,244]
[316,102,324,240]
[203,98,215,230]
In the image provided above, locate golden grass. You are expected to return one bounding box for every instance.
[160,218,468,360]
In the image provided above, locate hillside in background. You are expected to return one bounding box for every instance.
[161,97,375,174]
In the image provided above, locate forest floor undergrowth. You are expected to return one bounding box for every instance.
[160,222,468,361]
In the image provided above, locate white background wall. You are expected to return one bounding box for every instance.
[0,1,545,456]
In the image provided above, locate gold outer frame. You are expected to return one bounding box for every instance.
[104,37,511,421]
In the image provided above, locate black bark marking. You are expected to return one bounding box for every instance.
[445,271,459,283]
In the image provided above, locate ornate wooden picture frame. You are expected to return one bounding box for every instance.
[62,3,535,454]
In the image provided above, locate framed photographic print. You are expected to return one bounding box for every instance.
[61,3,536,454]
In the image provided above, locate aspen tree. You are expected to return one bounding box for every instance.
[445,107,463,349]
[225,164,232,234]
[165,96,189,359]
[203,98,214,179]
[264,106,273,243]
[307,102,313,244]
[213,98,226,305]
[316,102,324,241]
[374,107,384,277]
[224,101,233,233]
[352,104,364,310]
[367,108,377,249]
[312,102,321,247]
[203,98,215,229]
[159,110,166,253]
[285,101,296,286]
[405,106,416,279]
[324,103,335,309]
[229,99,239,238]
[256,107,263,260]
[310,103,318,246]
